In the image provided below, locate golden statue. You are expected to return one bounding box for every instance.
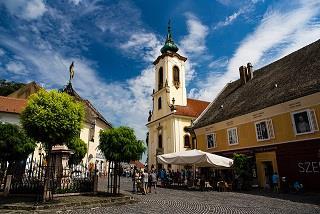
[69,62,75,83]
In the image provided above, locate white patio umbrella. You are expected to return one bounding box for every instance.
[157,149,233,168]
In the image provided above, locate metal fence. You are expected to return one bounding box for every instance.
[1,159,95,200]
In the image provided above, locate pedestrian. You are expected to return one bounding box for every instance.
[151,170,157,194]
[132,166,137,193]
[272,172,279,193]
[142,169,148,195]
[148,170,152,193]
[159,168,165,187]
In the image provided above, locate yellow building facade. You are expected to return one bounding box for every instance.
[193,39,320,190]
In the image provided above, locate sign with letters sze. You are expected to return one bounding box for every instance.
[298,161,320,173]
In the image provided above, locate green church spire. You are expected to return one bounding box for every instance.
[160,20,179,54]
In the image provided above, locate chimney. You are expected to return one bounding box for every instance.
[246,62,253,81]
[239,65,247,84]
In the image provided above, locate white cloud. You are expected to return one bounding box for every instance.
[216,0,263,6]
[215,10,242,29]
[0,34,153,142]
[180,13,209,56]
[1,0,47,20]
[190,0,320,101]
[208,57,229,69]
[5,61,28,75]
[69,0,82,5]
[120,33,162,62]
[0,48,4,56]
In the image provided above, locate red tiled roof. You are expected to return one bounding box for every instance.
[174,98,209,118]
[130,160,145,169]
[0,96,27,114]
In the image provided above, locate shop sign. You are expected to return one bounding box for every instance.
[298,161,320,173]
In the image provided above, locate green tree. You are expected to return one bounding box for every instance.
[99,126,145,194]
[233,153,253,190]
[67,138,87,165]
[0,123,36,181]
[20,89,85,200]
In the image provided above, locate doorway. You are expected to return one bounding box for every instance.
[255,151,278,188]
[263,161,273,188]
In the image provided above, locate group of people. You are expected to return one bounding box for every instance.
[132,168,157,195]
[267,172,304,194]
[158,168,193,187]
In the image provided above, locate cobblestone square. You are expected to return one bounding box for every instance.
[68,178,320,214]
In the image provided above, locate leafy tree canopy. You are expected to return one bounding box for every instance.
[20,89,85,148]
[99,126,146,163]
[0,123,36,162]
[233,153,250,175]
[67,137,87,165]
[0,79,25,96]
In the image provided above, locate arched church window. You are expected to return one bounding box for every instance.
[158,97,162,110]
[158,134,163,148]
[158,67,163,90]
[184,134,190,148]
[173,66,180,88]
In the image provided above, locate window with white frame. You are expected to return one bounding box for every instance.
[255,119,275,141]
[292,109,318,135]
[227,128,238,145]
[206,133,216,148]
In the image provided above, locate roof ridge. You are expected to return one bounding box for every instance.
[187,98,210,103]
[192,38,320,129]
[253,38,320,74]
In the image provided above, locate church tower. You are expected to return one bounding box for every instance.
[151,21,187,121]
[146,21,209,170]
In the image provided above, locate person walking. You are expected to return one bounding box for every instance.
[142,169,149,195]
[132,166,137,193]
[272,172,279,193]
[151,170,157,194]
[148,171,152,193]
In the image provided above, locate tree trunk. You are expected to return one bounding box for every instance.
[0,161,7,185]
[113,161,118,195]
[6,161,14,175]
[43,146,53,202]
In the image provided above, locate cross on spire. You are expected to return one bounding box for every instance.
[160,19,179,54]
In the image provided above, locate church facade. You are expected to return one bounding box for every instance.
[146,24,209,170]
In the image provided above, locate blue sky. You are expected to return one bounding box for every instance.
[1,0,320,145]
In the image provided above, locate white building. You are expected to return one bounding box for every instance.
[146,23,209,170]
[1,81,112,173]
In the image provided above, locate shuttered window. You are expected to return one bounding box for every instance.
[227,128,238,145]
[206,133,216,148]
[255,119,275,141]
[309,109,319,131]
[291,109,319,135]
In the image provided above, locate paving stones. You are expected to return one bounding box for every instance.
[69,178,320,214]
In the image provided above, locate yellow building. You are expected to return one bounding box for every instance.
[193,39,320,190]
[146,23,209,170]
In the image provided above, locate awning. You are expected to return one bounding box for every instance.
[157,149,233,168]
